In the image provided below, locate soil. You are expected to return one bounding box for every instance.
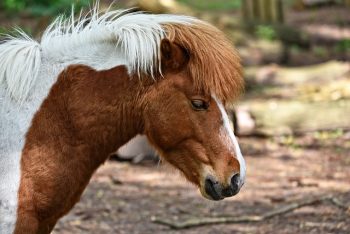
[53,133,350,234]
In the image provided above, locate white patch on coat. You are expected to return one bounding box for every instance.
[0,151,20,234]
[213,96,246,187]
[0,57,73,233]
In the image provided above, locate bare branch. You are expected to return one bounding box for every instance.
[151,194,333,229]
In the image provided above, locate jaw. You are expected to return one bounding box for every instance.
[158,151,226,201]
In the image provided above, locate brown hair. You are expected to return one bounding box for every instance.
[163,22,243,102]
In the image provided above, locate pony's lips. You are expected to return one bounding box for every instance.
[200,188,224,201]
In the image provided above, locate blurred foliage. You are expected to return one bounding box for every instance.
[313,129,344,140]
[275,135,300,148]
[0,25,33,37]
[0,26,7,34]
[2,0,25,12]
[177,0,241,11]
[1,0,90,16]
[312,46,328,57]
[335,39,350,52]
[255,25,277,41]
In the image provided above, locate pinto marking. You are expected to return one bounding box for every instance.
[0,4,244,233]
[214,96,246,187]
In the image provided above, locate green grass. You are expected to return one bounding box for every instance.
[177,0,241,11]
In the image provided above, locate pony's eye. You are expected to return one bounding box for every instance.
[191,99,209,111]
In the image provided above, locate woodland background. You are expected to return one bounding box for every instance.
[1,0,349,233]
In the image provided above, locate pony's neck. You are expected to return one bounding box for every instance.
[16,64,148,227]
[24,64,146,167]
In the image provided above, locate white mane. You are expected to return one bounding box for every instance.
[0,5,196,102]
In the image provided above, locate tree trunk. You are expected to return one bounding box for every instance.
[242,0,284,24]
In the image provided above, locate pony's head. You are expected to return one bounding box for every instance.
[0,7,245,201]
[142,23,245,200]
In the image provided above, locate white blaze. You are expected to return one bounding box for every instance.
[213,96,246,187]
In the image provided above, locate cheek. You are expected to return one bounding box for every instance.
[165,148,202,185]
[145,99,193,149]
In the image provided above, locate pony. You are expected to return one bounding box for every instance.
[0,5,246,234]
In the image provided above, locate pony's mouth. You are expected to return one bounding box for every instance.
[201,174,242,201]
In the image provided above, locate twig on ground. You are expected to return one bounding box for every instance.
[151,194,333,229]
[330,197,349,210]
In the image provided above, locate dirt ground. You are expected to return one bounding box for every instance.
[52,133,350,234]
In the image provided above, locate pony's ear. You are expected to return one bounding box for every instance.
[160,39,189,73]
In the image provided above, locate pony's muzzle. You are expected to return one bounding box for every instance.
[204,173,241,200]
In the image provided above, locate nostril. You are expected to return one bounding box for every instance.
[204,177,222,200]
[206,177,218,185]
[230,173,240,194]
[231,173,240,185]
[205,177,213,188]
